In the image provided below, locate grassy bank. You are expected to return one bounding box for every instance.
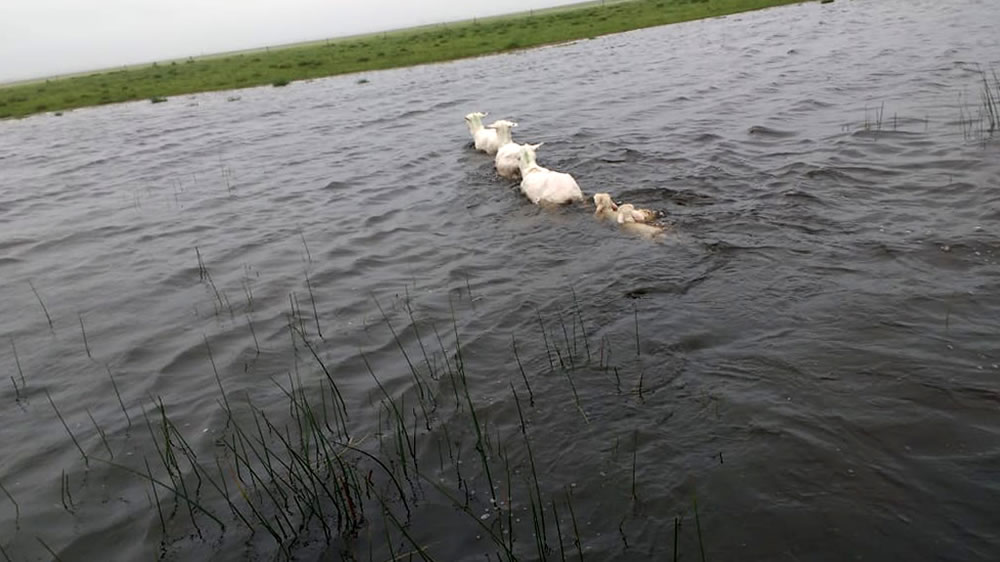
[0,0,805,119]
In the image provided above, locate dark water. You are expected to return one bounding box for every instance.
[2,0,1000,559]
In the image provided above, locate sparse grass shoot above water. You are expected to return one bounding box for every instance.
[0,0,807,119]
[957,67,1000,142]
[27,281,53,330]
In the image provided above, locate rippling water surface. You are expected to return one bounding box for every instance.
[2,0,999,559]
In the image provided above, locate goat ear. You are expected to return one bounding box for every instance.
[531,142,544,150]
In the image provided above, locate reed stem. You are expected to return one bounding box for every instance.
[45,389,88,466]
[78,314,92,358]
[0,479,19,530]
[28,280,54,330]
[10,338,25,388]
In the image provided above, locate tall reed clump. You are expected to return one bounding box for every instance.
[14,263,706,560]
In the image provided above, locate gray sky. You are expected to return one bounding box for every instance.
[0,0,583,83]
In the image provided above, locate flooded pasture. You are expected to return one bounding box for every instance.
[1,0,999,559]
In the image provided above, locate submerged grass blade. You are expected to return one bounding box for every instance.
[511,384,547,548]
[28,280,54,330]
[535,307,555,371]
[431,320,461,410]
[559,367,588,424]
[45,389,88,467]
[78,314,92,358]
[458,362,497,508]
[631,430,638,502]
[59,470,72,513]
[552,498,567,562]
[0,479,19,530]
[106,366,132,428]
[373,293,428,403]
[144,458,167,538]
[404,286,437,388]
[566,489,583,562]
[304,270,323,340]
[10,338,25,388]
[246,314,261,355]
[378,494,437,562]
[418,471,515,561]
[36,537,64,562]
[673,515,680,562]
[292,325,350,436]
[633,304,640,357]
[569,286,591,361]
[511,334,535,406]
[694,495,707,562]
[360,350,413,465]
[86,408,114,458]
[195,246,206,280]
[204,336,231,419]
[299,229,313,263]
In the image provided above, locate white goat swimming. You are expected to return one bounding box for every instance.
[517,144,584,206]
[616,203,660,224]
[464,112,499,154]
[480,121,506,155]
[490,120,541,179]
[593,193,618,220]
[617,204,665,239]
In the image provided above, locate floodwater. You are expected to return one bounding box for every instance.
[2,0,999,559]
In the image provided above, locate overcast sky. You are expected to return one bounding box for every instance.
[0,0,583,82]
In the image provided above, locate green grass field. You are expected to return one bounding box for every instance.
[0,0,806,119]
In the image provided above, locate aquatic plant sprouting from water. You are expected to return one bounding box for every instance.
[957,67,1000,143]
[980,67,1000,135]
[5,262,710,560]
[857,101,902,139]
